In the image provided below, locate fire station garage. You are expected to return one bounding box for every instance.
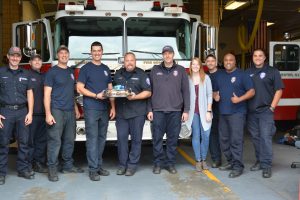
[0,0,299,199]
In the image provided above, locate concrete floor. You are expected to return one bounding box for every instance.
[0,134,299,200]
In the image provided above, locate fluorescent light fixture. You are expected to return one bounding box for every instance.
[225,1,248,10]
[267,22,275,26]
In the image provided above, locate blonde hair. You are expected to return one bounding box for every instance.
[189,57,205,83]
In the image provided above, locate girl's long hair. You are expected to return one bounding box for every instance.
[189,57,205,83]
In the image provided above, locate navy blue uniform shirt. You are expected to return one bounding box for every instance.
[44,65,75,111]
[114,67,151,119]
[246,65,284,113]
[214,68,254,115]
[208,69,223,115]
[77,62,112,110]
[28,69,45,115]
[0,66,33,105]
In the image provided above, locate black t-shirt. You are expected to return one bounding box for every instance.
[44,65,75,111]
[29,69,45,115]
[114,67,151,119]
[246,65,284,113]
[0,66,33,105]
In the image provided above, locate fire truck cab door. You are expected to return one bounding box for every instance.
[12,18,53,65]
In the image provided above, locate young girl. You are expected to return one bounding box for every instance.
[186,57,213,171]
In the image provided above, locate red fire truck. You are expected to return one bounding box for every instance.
[269,41,300,121]
[12,0,216,141]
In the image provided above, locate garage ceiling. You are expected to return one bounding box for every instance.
[220,0,300,39]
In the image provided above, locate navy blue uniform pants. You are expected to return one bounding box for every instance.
[85,109,109,172]
[209,115,222,162]
[28,115,47,166]
[47,109,75,170]
[219,113,245,170]
[247,109,276,169]
[116,115,145,170]
[152,111,181,166]
[0,107,30,175]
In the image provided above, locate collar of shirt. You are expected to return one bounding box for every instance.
[120,67,137,80]
[6,66,23,74]
[160,61,177,73]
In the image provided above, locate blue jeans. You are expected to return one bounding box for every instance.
[152,111,181,166]
[192,113,211,161]
[85,109,109,172]
[219,113,245,170]
[247,109,276,169]
[116,115,145,170]
[0,107,30,175]
[47,108,75,170]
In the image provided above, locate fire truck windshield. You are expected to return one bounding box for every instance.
[54,16,191,60]
[127,18,191,60]
[54,17,123,60]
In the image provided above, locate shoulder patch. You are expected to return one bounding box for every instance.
[104,70,108,76]
[231,77,236,83]
[146,78,150,85]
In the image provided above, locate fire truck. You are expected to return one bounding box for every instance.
[12,0,216,141]
[269,41,300,122]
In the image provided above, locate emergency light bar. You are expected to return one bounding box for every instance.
[65,5,84,13]
[164,6,182,14]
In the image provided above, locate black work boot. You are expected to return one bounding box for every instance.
[89,171,100,181]
[250,161,261,171]
[33,162,48,173]
[0,176,5,185]
[48,167,59,182]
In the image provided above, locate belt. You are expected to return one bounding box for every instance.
[0,104,27,110]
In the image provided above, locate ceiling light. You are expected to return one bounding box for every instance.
[267,22,274,26]
[225,1,248,10]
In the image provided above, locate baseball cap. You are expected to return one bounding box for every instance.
[30,54,42,60]
[8,46,22,56]
[162,45,174,54]
[57,45,69,53]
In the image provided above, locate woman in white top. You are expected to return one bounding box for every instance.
[186,57,213,171]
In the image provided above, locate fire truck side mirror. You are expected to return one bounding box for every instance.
[207,26,216,53]
[118,56,124,65]
[23,24,36,57]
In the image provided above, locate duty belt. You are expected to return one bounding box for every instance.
[0,104,27,110]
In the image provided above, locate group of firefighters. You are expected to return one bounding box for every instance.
[0,41,283,185]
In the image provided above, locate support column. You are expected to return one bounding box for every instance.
[202,0,220,28]
[2,1,22,65]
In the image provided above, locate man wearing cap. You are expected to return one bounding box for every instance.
[44,45,82,182]
[0,47,34,185]
[77,41,115,181]
[27,54,48,173]
[114,52,151,176]
[147,45,190,174]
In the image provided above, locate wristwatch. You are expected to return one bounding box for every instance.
[207,110,212,113]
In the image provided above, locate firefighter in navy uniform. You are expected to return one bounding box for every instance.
[28,54,48,173]
[0,47,34,185]
[114,52,151,176]
[246,49,284,178]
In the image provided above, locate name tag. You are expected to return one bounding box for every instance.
[19,77,28,82]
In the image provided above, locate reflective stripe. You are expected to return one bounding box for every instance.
[278,98,300,106]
